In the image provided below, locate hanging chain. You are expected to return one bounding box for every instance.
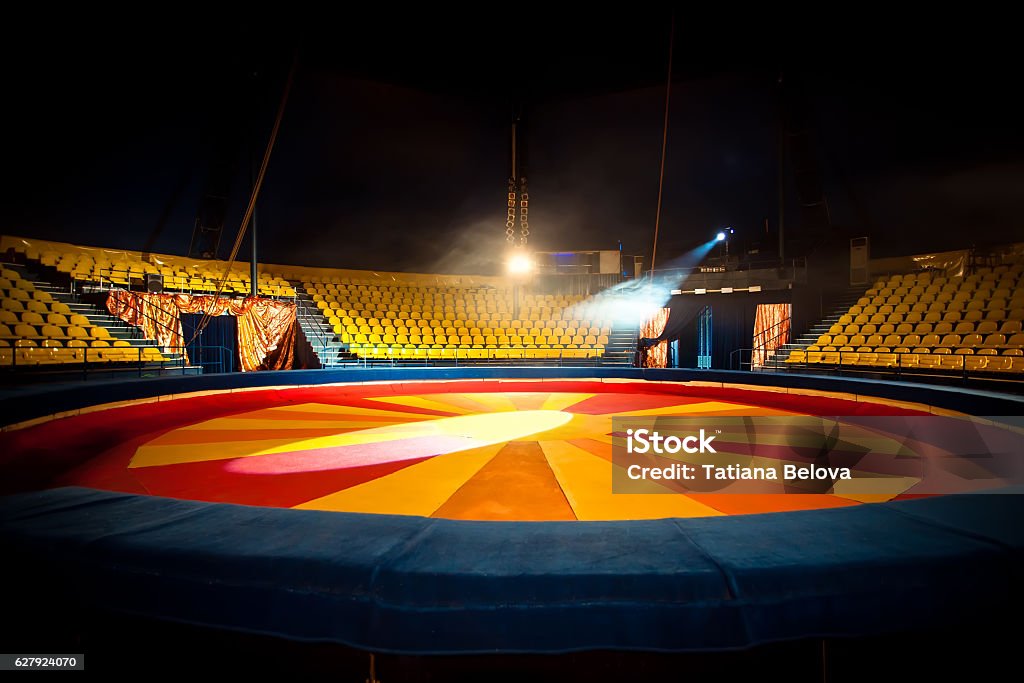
[518,176,529,245]
[506,177,517,243]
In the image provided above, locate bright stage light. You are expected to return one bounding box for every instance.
[507,253,534,275]
[716,232,726,242]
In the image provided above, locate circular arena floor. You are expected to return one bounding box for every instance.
[21,379,941,518]
[1,371,1023,656]
[37,378,966,518]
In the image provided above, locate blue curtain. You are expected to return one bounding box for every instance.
[661,291,793,369]
[181,313,237,374]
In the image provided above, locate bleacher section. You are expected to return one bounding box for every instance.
[2,236,296,297]
[2,235,636,369]
[299,278,614,362]
[783,264,1024,374]
[1,263,180,369]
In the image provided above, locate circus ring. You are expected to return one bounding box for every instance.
[1,368,1023,676]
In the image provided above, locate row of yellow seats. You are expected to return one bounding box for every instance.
[809,344,1022,355]
[852,295,1024,313]
[1,337,138,349]
[3,298,70,318]
[332,321,609,334]
[314,295,581,308]
[319,310,595,325]
[341,329,609,342]
[871,268,1023,287]
[327,315,608,328]
[53,253,293,283]
[316,301,527,312]
[0,346,167,366]
[873,266,1022,286]
[831,320,1021,338]
[306,281,575,297]
[786,349,1024,372]
[338,328,610,342]
[303,279,506,289]
[331,324,609,337]
[327,314,608,327]
[311,293,515,303]
[322,308,605,321]
[0,267,35,279]
[309,289,511,298]
[815,332,1024,349]
[349,347,603,360]
[313,298,567,310]
[0,279,49,295]
[866,280,1021,298]
[835,310,1024,330]
[1,323,114,341]
[72,272,293,296]
[1,310,92,327]
[307,286,505,295]
[346,333,607,347]
[321,310,609,325]
[307,286,575,298]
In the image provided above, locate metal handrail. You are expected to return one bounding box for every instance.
[1,343,234,378]
[753,316,792,370]
[294,297,333,364]
[729,316,792,371]
[774,348,1022,383]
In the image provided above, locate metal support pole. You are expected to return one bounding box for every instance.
[366,652,380,683]
[250,147,259,298]
[778,72,786,263]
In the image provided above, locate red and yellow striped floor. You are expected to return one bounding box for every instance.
[38,380,937,520]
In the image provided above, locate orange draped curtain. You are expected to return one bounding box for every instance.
[106,291,296,371]
[752,303,791,368]
[640,307,670,368]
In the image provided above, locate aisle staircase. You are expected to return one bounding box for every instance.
[765,287,866,370]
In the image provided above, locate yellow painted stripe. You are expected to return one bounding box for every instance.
[132,410,572,468]
[539,440,723,520]
[180,418,415,431]
[265,403,431,418]
[294,443,503,515]
[612,401,795,417]
[131,437,311,467]
[459,392,520,413]
[369,395,475,415]
[540,393,596,411]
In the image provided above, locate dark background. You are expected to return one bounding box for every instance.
[3,11,1021,274]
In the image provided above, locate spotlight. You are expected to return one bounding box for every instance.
[507,252,533,275]
[715,232,726,242]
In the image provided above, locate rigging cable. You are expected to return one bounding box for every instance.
[649,15,675,279]
[188,48,299,346]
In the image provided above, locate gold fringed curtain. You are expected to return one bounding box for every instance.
[106,291,297,371]
[234,298,297,371]
[106,290,185,355]
[640,307,670,368]
[752,303,791,368]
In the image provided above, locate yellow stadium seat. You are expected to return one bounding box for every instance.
[1000,320,1022,335]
